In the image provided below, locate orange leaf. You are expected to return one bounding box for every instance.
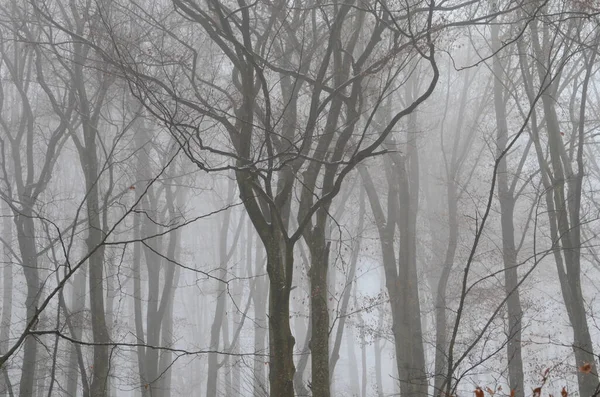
[129,185,136,190]
[497,386,503,392]
[510,389,516,397]
[579,362,593,374]
[485,387,495,395]
[561,387,568,397]
[474,387,484,397]
[533,387,542,397]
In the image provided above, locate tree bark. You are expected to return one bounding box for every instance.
[253,235,268,397]
[66,264,87,397]
[15,213,40,397]
[329,186,365,375]
[0,199,13,397]
[492,23,525,397]
[307,231,331,397]
[207,179,237,396]
[264,236,296,396]
[525,18,599,396]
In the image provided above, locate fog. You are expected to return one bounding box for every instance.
[0,1,599,396]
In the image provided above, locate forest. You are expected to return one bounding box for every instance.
[0,0,599,396]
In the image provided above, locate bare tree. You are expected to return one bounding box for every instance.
[51,1,439,396]
[0,3,74,393]
[519,3,600,394]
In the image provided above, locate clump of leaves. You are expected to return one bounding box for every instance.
[471,362,597,397]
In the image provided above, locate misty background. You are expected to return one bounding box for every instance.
[0,0,599,396]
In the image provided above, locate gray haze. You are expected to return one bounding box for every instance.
[0,1,599,397]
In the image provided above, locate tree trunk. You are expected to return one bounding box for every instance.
[307,231,331,397]
[433,177,458,396]
[207,180,236,397]
[156,183,184,397]
[361,155,427,397]
[359,311,367,397]
[131,122,149,396]
[85,163,110,397]
[16,213,40,397]
[492,23,525,397]
[374,334,384,397]
[253,236,268,397]
[72,35,111,396]
[0,200,13,397]
[396,147,427,397]
[265,236,295,397]
[526,19,599,396]
[66,264,87,397]
[329,187,365,376]
[346,325,360,396]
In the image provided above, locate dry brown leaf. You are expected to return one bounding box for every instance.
[579,362,593,374]
[561,387,568,397]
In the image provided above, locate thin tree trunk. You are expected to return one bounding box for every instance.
[207,180,236,397]
[492,23,525,397]
[253,233,268,397]
[132,125,148,396]
[329,186,365,376]
[105,266,117,397]
[72,37,112,396]
[293,241,311,397]
[66,265,87,397]
[346,325,360,396]
[359,310,367,397]
[361,157,427,397]
[526,20,599,396]
[374,335,384,397]
[156,183,184,397]
[0,199,13,397]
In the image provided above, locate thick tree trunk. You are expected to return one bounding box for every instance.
[396,149,427,397]
[86,179,110,397]
[16,214,40,397]
[307,231,331,397]
[293,307,311,397]
[265,237,295,397]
